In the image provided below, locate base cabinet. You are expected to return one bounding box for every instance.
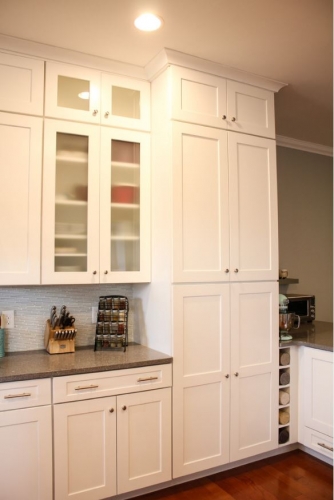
[172,281,278,478]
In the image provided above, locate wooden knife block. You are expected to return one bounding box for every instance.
[44,320,76,355]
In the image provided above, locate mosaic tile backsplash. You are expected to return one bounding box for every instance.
[0,284,133,352]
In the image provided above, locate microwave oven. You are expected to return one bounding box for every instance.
[286,294,315,322]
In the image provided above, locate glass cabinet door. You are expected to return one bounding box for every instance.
[100,128,150,283]
[42,120,100,284]
[101,74,150,131]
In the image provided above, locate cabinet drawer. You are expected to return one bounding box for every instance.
[303,427,333,460]
[0,378,51,411]
[53,364,172,403]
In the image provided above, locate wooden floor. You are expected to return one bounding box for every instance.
[137,451,333,500]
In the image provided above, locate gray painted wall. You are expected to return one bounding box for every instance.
[277,146,333,322]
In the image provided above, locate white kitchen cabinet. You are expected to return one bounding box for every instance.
[42,119,150,284]
[0,112,43,285]
[170,66,276,138]
[45,61,150,130]
[0,379,52,500]
[172,281,278,477]
[172,122,278,283]
[53,365,172,499]
[299,347,333,460]
[0,52,44,115]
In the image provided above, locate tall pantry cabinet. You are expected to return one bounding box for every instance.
[135,51,285,478]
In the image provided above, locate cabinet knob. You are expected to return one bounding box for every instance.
[92,270,97,275]
[231,117,236,122]
[109,408,114,413]
[225,268,229,273]
[93,109,98,116]
[122,405,127,411]
[222,115,227,120]
[234,372,239,377]
[234,268,239,273]
[104,111,110,118]
[104,270,108,275]
[225,374,230,378]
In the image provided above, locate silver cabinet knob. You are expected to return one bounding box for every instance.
[104,111,110,118]
[222,115,227,120]
[231,117,236,122]
[122,405,127,411]
[234,268,239,273]
[104,270,108,275]
[93,109,98,116]
[234,372,239,377]
[109,408,114,413]
[92,270,97,275]
[225,269,229,273]
[225,374,230,378]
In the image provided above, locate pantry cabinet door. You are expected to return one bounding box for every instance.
[45,62,101,123]
[230,282,279,461]
[100,127,150,283]
[172,122,230,283]
[42,119,100,284]
[228,133,278,281]
[53,397,117,500]
[101,73,150,131]
[227,80,275,138]
[171,66,227,128]
[0,405,52,500]
[173,284,230,477]
[0,113,42,285]
[117,388,171,494]
[0,52,44,115]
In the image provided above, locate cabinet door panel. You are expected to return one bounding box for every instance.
[0,406,52,500]
[230,282,279,461]
[172,123,229,282]
[117,388,171,493]
[0,113,42,284]
[53,397,116,500]
[173,284,230,477]
[229,133,278,281]
[171,66,227,128]
[227,80,275,138]
[0,52,44,115]
[42,119,100,284]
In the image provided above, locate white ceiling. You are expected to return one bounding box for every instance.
[0,0,332,147]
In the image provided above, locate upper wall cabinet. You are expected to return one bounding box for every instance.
[45,62,150,131]
[170,66,275,139]
[0,52,44,115]
[0,112,43,285]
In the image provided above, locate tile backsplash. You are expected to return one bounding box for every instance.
[0,284,133,352]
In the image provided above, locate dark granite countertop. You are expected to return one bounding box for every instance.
[0,344,172,383]
[279,321,333,352]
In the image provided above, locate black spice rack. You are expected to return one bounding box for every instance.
[94,295,128,352]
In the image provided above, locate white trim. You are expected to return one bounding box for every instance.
[276,135,333,157]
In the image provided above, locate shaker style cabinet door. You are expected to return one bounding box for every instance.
[228,132,278,281]
[100,127,151,283]
[172,122,230,283]
[42,119,100,284]
[0,113,43,285]
[0,405,53,500]
[0,52,44,115]
[53,397,117,500]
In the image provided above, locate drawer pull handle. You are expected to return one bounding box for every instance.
[74,385,99,391]
[318,442,333,452]
[137,376,159,382]
[4,392,32,399]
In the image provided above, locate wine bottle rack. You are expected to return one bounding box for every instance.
[278,347,291,445]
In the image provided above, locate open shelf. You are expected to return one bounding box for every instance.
[279,278,299,285]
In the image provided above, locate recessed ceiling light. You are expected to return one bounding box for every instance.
[134,13,163,32]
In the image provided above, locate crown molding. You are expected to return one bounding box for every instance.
[276,135,333,157]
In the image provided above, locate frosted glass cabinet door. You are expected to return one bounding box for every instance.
[0,113,43,285]
[100,128,150,283]
[101,73,150,131]
[42,119,100,284]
